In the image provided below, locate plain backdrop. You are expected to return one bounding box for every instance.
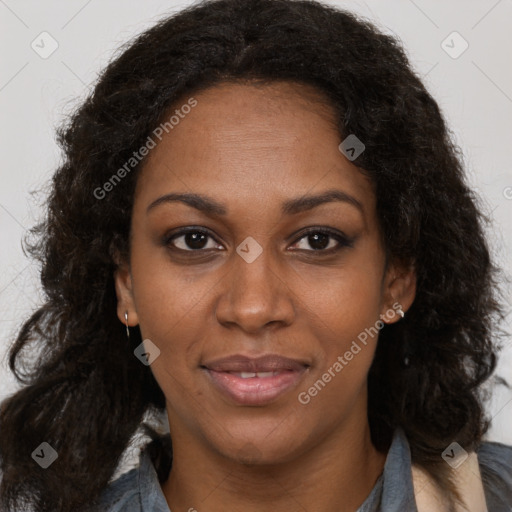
[1,0,511,477]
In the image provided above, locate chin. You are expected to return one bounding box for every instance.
[212,428,307,467]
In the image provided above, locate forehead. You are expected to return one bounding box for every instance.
[135,81,375,220]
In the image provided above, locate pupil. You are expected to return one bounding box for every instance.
[309,233,328,250]
[186,232,207,249]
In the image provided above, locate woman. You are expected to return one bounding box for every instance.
[0,0,511,510]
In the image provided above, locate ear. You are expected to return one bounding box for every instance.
[112,250,139,328]
[379,259,416,325]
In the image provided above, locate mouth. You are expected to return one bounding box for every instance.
[201,354,310,406]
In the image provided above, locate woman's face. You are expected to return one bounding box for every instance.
[115,81,415,464]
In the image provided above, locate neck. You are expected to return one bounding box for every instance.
[161,412,387,512]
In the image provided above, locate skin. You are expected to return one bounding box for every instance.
[114,80,416,512]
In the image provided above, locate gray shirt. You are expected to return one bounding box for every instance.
[97,427,512,511]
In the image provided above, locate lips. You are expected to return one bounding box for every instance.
[202,354,308,373]
[202,354,309,406]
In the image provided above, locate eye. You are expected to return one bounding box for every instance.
[164,227,222,252]
[289,227,354,253]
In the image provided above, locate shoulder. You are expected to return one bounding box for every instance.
[477,439,512,511]
[96,466,142,512]
[95,441,170,512]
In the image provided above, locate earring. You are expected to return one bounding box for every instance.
[124,311,130,338]
[380,303,406,322]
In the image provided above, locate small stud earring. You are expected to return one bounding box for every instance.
[380,303,405,322]
[124,311,130,338]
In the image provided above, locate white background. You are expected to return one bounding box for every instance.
[1,0,511,472]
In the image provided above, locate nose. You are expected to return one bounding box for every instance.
[214,240,296,334]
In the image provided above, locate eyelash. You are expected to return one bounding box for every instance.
[162,226,354,255]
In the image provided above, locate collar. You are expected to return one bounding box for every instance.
[138,443,172,512]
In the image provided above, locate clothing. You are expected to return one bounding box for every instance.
[97,427,512,511]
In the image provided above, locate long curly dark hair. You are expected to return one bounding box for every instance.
[0,0,509,510]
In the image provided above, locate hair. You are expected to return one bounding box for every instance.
[0,0,509,510]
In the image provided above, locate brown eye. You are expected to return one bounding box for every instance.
[163,228,221,252]
[290,228,354,253]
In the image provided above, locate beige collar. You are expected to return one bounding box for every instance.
[412,452,488,512]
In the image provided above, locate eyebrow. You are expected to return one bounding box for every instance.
[146,189,365,217]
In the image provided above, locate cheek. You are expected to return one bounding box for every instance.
[296,272,382,416]
[295,244,383,398]
[128,250,208,373]
[303,249,384,346]
[130,227,209,328]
